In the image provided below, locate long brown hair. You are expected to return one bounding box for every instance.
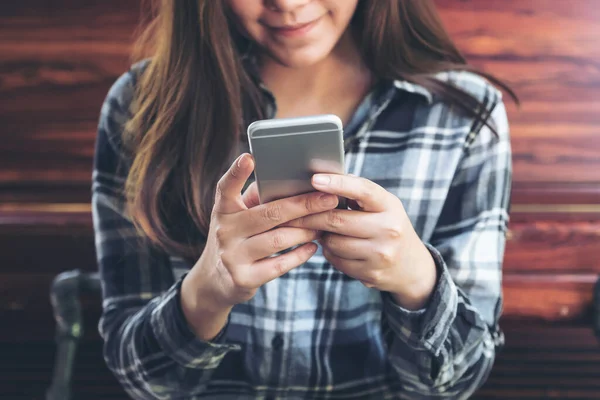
[125,0,517,262]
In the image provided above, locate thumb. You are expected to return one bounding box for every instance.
[241,181,261,208]
[214,153,255,214]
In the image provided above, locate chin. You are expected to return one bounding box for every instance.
[277,55,325,68]
[265,37,335,68]
[268,43,338,69]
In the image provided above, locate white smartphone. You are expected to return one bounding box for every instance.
[247,114,347,209]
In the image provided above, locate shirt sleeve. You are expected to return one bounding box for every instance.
[93,68,239,400]
[381,94,511,398]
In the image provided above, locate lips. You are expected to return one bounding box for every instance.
[271,20,315,31]
[265,16,322,38]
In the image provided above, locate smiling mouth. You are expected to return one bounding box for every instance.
[265,16,322,37]
[272,20,314,30]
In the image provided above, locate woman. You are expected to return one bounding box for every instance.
[93,0,514,399]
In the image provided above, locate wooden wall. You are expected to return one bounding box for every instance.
[1,0,600,398]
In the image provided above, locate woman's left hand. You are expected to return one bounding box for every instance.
[284,173,438,310]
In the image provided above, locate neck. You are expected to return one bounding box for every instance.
[258,30,374,122]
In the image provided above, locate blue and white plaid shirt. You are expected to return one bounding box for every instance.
[93,61,511,399]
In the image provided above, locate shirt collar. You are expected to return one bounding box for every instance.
[392,79,433,104]
[242,52,434,117]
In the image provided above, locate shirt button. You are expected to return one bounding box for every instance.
[425,330,435,340]
[272,334,284,350]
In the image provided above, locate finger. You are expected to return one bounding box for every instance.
[241,181,260,208]
[214,154,255,214]
[319,233,368,260]
[284,209,376,238]
[250,242,318,285]
[322,246,364,276]
[322,238,389,289]
[311,174,388,212]
[240,191,339,237]
[243,227,321,261]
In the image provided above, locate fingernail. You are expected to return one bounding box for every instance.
[320,193,337,205]
[313,175,330,186]
[237,154,247,168]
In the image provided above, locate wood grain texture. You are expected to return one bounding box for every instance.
[476,324,600,399]
[1,0,600,398]
[505,222,600,273]
[0,0,137,189]
[0,272,596,342]
[503,274,596,323]
[0,214,598,331]
[3,213,600,275]
[436,0,600,191]
[0,0,599,204]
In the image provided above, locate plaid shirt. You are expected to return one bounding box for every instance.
[93,61,511,399]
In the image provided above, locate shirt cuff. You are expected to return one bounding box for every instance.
[149,276,240,368]
[382,242,458,355]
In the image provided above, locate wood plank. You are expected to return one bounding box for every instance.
[2,211,600,275]
[0,184,91,203]
[0,206,92,225]
[0,273,597,342]
[505,222,600,274]
[511,183,600,206]
[0,0,138,17]
[0,1,136,192]
[477,324,600,399]
[443,22,600,185]
[511,134,600,184]
[436,0,600,187]
[502,275,596,323]
[436,0,600,59]
[0,8,131,188]
[439,0,600,199]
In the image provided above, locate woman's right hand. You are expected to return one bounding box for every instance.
[181,153,339,340]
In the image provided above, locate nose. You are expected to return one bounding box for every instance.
[265,0,311,13]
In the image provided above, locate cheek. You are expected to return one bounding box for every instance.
[226,0,259,15]
[226,0,263,33]
[328,0,359,27]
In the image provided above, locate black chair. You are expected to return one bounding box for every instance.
[46,270,101,400]
[594,277,600,342]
